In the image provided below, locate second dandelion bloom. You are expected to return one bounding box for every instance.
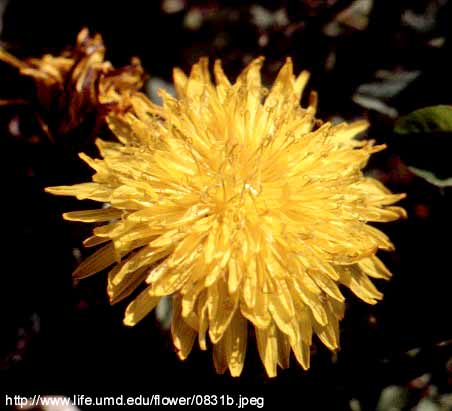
[47,57,406,377]
[0,28,145,138]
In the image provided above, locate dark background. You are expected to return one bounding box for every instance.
[0,1,451,409]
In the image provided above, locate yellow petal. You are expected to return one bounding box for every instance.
[73,242,117,279]
[214,59,231,102]
[208,280,239,344]
[240,289,271,329]
[123,286,160,326]
[213,338,227,374]
[167,232,205,268]
[227,257,242,294]
[338,265,383,304]
[313,304,339,351]
[308,270,345,302]
[294,70,310,100]
[241,270,257,308]
[255,324,278,378]
[83,235,110,248]
[292,340,311,371]
[333,120,369,147]
[171,295,196,360]
[276,328,291,369]
[268,280,297,341]
[114,247,171,286]
[224,311,248,377]
[181,280,205,318]
[186,57,210,99]
[358,255,392,280]
[173,67,188,97]
[107,265,148,305]
[292,279,328,326]
[197,291,209,351]
[63,208,123,222]
[152,267,194,296]
[45,183,112,202]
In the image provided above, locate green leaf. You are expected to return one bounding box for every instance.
[408,167,452,187]
[392,105,452,184]
[394,105,452,135]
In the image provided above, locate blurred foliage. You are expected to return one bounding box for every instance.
[395,106,452,135]
[394,105,452,186]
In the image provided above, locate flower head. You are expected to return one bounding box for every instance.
[46,57,406,377]
[0,28,145,137]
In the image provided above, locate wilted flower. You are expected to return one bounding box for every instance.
[0,28,145,138]
[46,57,406,377]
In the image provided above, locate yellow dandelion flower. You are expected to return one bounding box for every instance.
[46,57,406,377]
[0,28,144,136]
